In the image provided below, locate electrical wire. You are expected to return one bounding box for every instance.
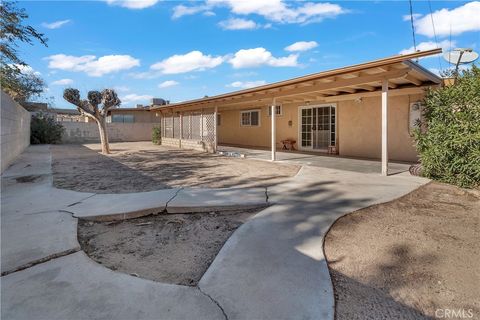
[408,0,418,62]
[427,0,443,72]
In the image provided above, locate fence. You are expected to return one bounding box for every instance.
[1,91,31,173]
[61,122,159,143]
[159,108,217,152]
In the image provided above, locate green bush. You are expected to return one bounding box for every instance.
[413,65,480,188]
[30,113,65,144]
[152,126,161,144]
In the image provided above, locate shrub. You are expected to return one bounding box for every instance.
[413,65,480,188]
[30,113,65,144]
[152,126,161,144]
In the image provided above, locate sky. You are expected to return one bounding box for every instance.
[17,0,480,109]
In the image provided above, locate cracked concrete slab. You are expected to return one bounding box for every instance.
[167,187,268,213]
[1,210,80,274]
[1,251,225,320]
[65,188,180,220]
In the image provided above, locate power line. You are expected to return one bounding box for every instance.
[408,0,417,53]
[427,0,443,71]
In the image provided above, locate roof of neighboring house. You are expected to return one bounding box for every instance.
[109,108,152,112]
[49,108,82,115]
[152,48,442,112]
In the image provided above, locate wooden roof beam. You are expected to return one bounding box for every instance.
[403,73,423,86]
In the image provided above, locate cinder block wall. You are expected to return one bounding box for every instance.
[1,91,31,173]
[61,122,159,143]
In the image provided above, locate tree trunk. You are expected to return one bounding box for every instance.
[96,117,110,154]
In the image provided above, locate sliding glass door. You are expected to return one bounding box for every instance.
[299,105,336,151]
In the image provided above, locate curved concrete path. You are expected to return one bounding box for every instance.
[1,145,429,319]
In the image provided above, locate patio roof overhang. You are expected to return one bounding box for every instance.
[151,48,442,112]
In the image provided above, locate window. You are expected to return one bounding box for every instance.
[240,110,260,126]
[268,105,282,116]
[217,113,221,126]
[111,114,135,123]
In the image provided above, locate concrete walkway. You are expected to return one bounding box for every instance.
[1,145,429,319]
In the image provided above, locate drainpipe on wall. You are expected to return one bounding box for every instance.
[271,98,277,161]
[381,79,389,176]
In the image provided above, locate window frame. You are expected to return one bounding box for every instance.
[268,105,283,117]
[240,109,261,127]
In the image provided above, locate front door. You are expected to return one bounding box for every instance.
[299,105,336,151]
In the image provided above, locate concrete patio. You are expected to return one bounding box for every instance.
[1,144,429,319]
[218,145,413,175]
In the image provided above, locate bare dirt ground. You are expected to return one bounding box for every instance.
[52,142,299,193]
[324,182,480,320]
[78,207,263,286]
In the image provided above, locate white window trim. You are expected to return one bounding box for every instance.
[268,105,283,117]
[240,109,261,127]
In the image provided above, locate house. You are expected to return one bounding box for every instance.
[151,49,443,175]
[107,108,157,123]
[21,102,89,122]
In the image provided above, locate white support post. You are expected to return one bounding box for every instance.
[271,98,277,161]
[179,112,183,139]
[201,108,204,141]
[381,79,389,176]
[214,106,218,153]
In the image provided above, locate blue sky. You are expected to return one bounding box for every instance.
[18,0,480,108]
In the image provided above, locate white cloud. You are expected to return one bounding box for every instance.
[10,64,41,76]
[120,94,153,105]
[113,86,130,92]
[218,18,258,30]
[399,40,455,55]
[151,51,224,74]
[207,0,346,24]
[402,13,422,21]
[229,47,298,68]
[105,0,159,9]
[41,19,71,29]
[172,4,211,19]
[159,80,179,88]
[412,2,480,37]
[227,80,267,89]
[285,41,318,52]
[45,54,140,77]
[51,78,74,86]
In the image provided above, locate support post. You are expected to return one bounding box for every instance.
[381,79,389,176]
[201,108,204,141]
[179,112,183,140]
[214,106,218,153]
[271,98,276,161]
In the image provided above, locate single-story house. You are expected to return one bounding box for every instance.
[107,108,157,123]
[151,48,443,175]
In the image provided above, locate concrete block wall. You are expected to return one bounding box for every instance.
[1,91,31,173]
[160,137,213,152]
[61,122,159,143]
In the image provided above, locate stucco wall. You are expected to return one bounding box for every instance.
[61,122,159,143]
[1,91,31,173]
[217,93,423,162]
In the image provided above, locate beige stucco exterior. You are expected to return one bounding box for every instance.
[109,109,158,122]
[217,93,423,162]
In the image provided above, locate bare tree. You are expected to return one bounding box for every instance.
[63,88,121,154]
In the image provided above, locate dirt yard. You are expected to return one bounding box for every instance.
[52,142,299,193]
[78,207,263,286]
[324,182,480,320]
